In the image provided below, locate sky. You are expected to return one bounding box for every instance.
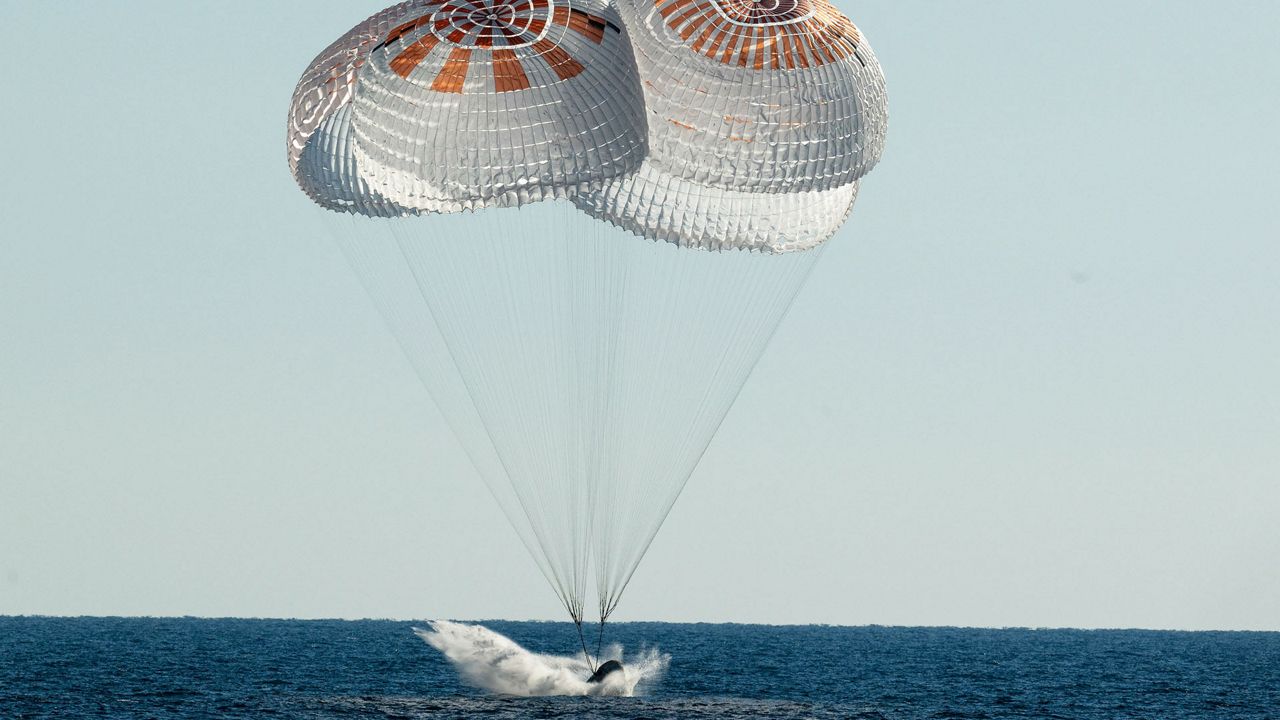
[1,1,1278,631]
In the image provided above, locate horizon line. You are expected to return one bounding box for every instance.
[2,614,1276,634]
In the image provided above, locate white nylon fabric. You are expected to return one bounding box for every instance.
[574,160,858,252]
[615,0,887,193]
[570,0,884,252]
[287,2,419,189]
[350,0,649,212]
[298,105,407,217]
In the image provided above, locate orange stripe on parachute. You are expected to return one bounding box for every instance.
[492,49,531,92]
[662,0,865,68]
[533,38,585,80]
[432,47,472,93]
[391,34,442,78]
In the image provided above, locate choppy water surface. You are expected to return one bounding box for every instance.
[2,617,1277,718]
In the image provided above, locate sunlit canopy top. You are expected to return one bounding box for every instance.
[288,0,888,251]
[349,0,649,212]
[615,0,887,193]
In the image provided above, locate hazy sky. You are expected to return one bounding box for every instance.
[1,1,1277,631]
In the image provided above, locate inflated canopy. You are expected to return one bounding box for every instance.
[350,0,649,212]
[289,3,418,217]
[288,0,887,252]
[613,0,887,193]
[570,0,886,252]
[289,0,649,215]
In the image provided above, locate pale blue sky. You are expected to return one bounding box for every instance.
[1,1,1277,630]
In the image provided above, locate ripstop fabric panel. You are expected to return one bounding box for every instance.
[298,105,408,217]
[350,0,650,212]
[288,1,422,213]
[616,0,888,193]
[573,160,858,252]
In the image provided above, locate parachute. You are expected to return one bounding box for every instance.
[287,0,887,666]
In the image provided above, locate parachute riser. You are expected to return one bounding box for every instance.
[594,618,607,668]
[574,619,597,674]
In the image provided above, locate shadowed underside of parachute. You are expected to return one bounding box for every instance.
[287,0,887,666]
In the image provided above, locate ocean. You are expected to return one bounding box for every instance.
[1,617,1276,719]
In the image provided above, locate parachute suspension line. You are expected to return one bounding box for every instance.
[390,207,605,623]
[590,240,828,623]
[575,619,597,673]
[471,209,583,621]
[457,203,612,626]
[594,618,606,668]
[322,215,564,597]
[327,212,581,619]
[326,203,827,633]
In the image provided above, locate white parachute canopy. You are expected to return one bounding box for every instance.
[609,0,889,193]
[573,0,887,251]
[287,0,886,651]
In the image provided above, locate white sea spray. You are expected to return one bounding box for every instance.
[414,620,668,697]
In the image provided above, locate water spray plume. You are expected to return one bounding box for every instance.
[415,621,668,697]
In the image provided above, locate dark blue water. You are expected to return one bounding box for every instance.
[2,617,1277,719]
